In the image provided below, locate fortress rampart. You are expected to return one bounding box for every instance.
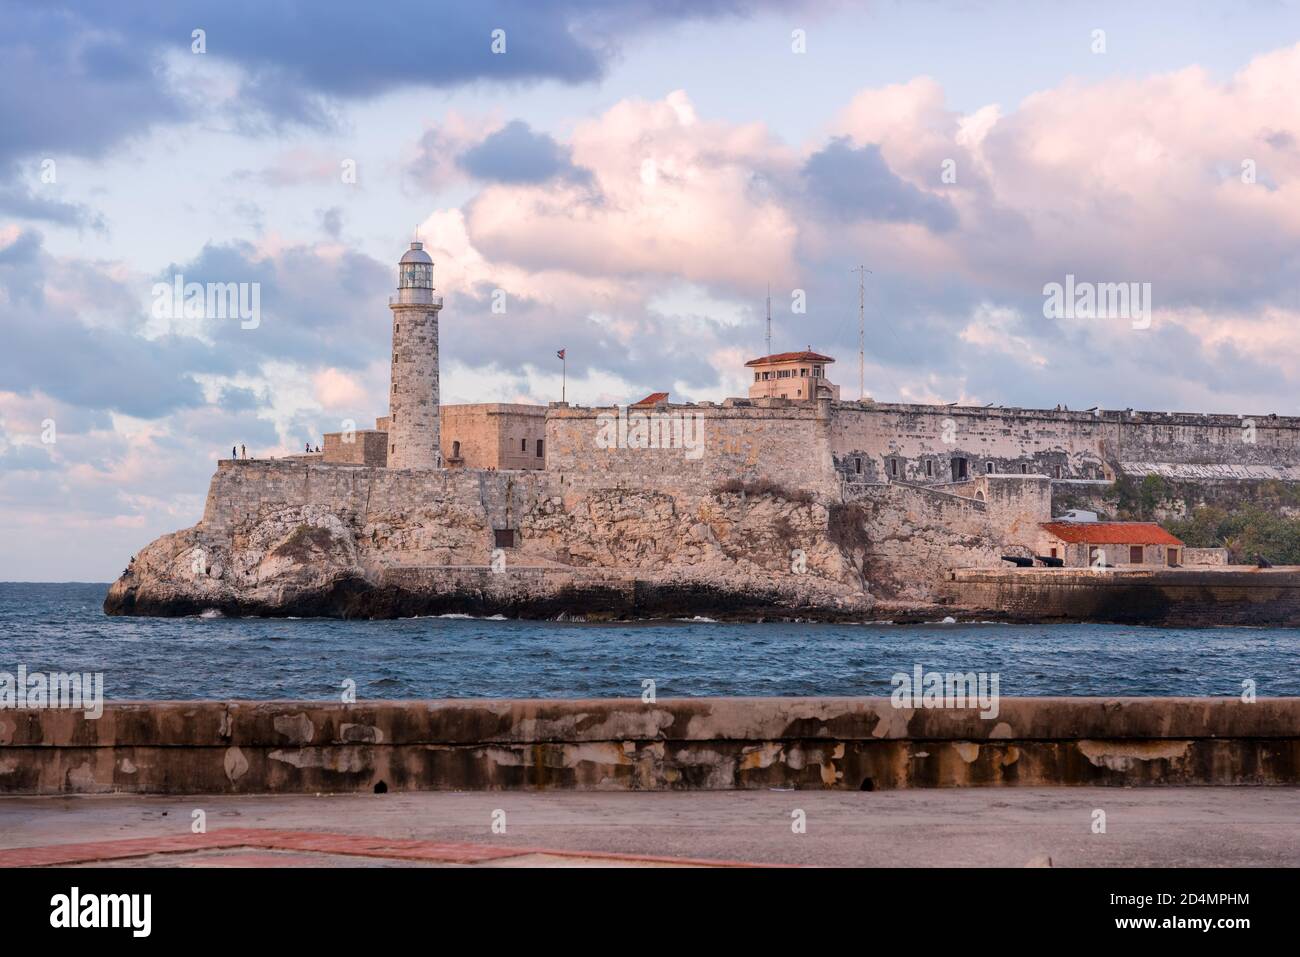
[828,402,1300,486]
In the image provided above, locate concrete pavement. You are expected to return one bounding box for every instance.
[3,787,1298,867]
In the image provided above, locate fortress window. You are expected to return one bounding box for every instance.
[494,529,519,549]
[925,460,933,477]
[452,440,461,458]
[986,461,994,474]
[889,458,899,477]
[952,458,969,481]
[854,457,862,474]
[536,439,544,458]
[521,438,528,451]
[1054,465,1062,478]
[1020,463,1029,474]
[1130,546,1144,563]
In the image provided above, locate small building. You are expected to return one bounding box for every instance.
[323,404,547,470]
[745,350,840,401]
[1039,521,1184,568]
[440,403,546,470]
[321,427,389,467]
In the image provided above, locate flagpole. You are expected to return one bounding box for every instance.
[562,353,566,404]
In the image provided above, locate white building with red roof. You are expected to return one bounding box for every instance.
[1039,521,1185,568]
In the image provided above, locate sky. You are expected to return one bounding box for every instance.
[2,0,1299,580]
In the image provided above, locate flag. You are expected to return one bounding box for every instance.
[556,349,565,360]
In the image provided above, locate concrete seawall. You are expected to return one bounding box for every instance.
[945,567,1300,626]
[2,697,1297,794]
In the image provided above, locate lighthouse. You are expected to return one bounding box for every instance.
[387,241,443,469]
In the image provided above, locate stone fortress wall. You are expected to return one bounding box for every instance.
[544,396,1300,492]
[828,402,1300,487]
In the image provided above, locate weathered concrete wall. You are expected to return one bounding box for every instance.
[2,698,1295,794]
[945,566,1300,626]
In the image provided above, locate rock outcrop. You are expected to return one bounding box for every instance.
[105,460,880,620]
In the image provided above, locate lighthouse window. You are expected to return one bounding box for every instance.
[395,323,399,333]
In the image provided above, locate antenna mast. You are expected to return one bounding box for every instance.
[765,283,773,396]
[852,265,871,400]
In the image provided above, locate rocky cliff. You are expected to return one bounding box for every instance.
[104,460,886,620]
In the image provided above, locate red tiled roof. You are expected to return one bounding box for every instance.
[1040,522,1183,546]
[744,351,836,367]
[632,391,670,406]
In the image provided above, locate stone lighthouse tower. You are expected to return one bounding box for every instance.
[387,241,443,469]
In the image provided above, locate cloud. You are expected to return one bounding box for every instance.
[457,121,592,185]
[461,91,798,288]
[800,138,957,231]
[0,0,805,166]
[0,165,107,230]
[0,4,185,166]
